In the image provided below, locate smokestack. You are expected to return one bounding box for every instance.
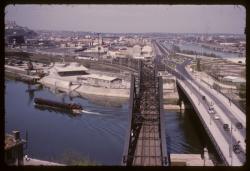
[12,131,20,141]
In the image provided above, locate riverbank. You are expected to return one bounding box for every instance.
[23,157,65,166]
[4,61,130,98]
[39,77,130,98]
[5,65,41,83]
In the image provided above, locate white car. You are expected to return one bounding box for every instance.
[214,115,220,120]
[208,109,215,114]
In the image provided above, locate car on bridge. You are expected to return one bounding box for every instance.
[208,108,216,114]
[202,96,206,101]
[235,122,243,129]
[223,124,230,131]
[214,114,220,120]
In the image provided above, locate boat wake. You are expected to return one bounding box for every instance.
[81,109,103,116]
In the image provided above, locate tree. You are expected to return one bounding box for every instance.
[197,58,201,71]
[238,83,246,99]
[172,45,180,52]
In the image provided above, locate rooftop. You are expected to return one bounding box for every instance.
[77,73,120,82]
[222,76,246,82]
[54,62,88,72]
[86,74,120,81]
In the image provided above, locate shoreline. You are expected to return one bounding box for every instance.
[39,77,130,98]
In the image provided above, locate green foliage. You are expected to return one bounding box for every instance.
[172,45,181,52]
[238,83,246,99]
[212,83,220,91]
[190,64,197,71]
[180,49,218,57]
[197,58,201,71]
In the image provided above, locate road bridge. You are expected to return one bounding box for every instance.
[154,40,246,166]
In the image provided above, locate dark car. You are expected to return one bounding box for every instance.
[16,60,23,65]
[236,122,243,129]
[223,124,229,131]
[202,96,206,101]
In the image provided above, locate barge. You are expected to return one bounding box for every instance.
[34,98,82,114]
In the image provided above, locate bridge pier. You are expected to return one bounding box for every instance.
[180,100,185,111]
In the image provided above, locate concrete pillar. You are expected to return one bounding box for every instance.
[203,147,209,166]
[180,101,185,111]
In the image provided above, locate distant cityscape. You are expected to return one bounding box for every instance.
[5,20,246,59]
[5,17,246,166]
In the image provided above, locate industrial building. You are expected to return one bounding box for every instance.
[54,62,88,76]
[79,74,122,88]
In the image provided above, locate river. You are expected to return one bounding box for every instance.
[4,79,222,165]
[164,42,242,58]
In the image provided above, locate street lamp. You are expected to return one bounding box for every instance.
[209,114,211,125]
[223,121,233,166]
[230,120,233,166]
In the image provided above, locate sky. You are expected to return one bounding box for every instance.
[5,5,246,34]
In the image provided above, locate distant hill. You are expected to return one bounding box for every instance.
[5,21,38,39]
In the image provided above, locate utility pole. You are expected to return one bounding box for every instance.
[98,33,100,61]
[229,120,233,166]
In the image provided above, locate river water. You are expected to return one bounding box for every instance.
[4,79,222,165]
[164,42,242,58]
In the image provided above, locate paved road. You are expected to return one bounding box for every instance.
[156,40,246,141]
[176,72,245,165]
[176,61,246,138]
[154,40,246,166]
[177,78,244,165]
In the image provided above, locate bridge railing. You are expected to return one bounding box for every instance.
[122,63,142,165]
[122,61,169,166]
[158,76,170,166]
[176,79,228,165]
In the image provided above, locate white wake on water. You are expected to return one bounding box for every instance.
[81,109,103,116]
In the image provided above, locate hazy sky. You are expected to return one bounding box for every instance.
[5,5,245,34]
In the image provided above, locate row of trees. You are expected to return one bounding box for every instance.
[171,45,219,57]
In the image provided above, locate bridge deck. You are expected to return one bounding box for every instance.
[154,39,245,166]
[122,61,168,166]
[133,124,162,165]
[176,76,245,166]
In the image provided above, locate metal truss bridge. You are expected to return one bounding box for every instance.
[122,61,170,166]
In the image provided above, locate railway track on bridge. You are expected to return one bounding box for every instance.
[122,61,169,166]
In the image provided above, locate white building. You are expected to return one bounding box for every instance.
[52,62,89,76]
[77,74,122,88]
[141,45,153,55]
[84,46,107,53]
[107,50,117,58]
[222,76,246,83]
[132,45,142,57]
